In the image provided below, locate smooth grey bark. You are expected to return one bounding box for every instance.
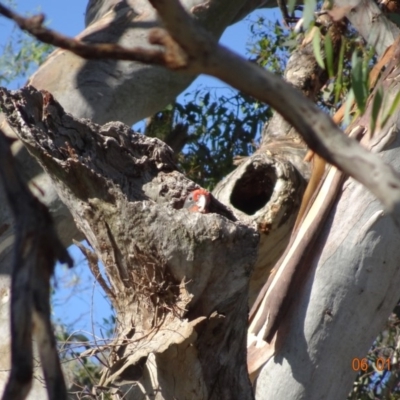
[254,31,400,400]
[334,0,400,57]
[256,124,400,399]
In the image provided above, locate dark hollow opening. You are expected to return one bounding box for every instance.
[230,163,276,215]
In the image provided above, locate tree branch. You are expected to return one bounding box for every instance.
[3,1,400,225]
[148,0,400,221]
[0,130,72,400]
[0,2,185,67]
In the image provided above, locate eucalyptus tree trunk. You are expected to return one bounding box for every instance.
[0,0,276,398]
[1,86,259,399]
[252,1,400,398]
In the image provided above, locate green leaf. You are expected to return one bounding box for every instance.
[312,28,325,70]
[324,33,334,78]
[370,87,383,136]
[351,52,368,114]
[334,39,346,105]
[71,333,90,343]
[381,91,400,128]
[303,0,317,28]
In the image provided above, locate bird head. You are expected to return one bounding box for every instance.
[183,189,211,213]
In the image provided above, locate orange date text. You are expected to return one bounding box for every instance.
[351,357,391,372]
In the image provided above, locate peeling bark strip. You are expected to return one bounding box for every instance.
[0,131,72,400]
[248,29,400,375]
[0,86,259,399]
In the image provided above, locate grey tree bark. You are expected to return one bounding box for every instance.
[0,0,276,398]
[0,86,260,399]
[252,1,400,398]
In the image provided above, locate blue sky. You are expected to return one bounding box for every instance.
[0,1,280,339]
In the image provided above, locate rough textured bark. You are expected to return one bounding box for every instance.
[0,0,278,268]
[0,1,276,397]
[1,86,259,399]
[213,153,305,306]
